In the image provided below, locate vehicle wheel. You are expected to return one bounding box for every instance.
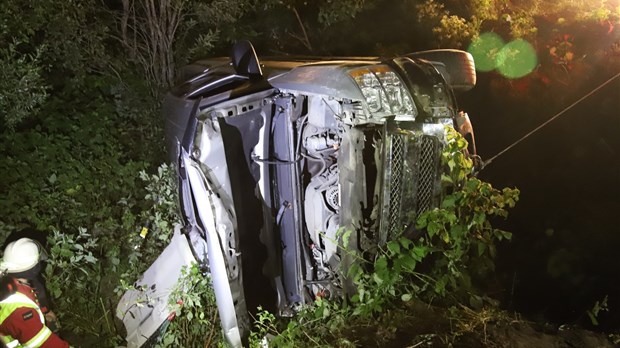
[407,49,476,92]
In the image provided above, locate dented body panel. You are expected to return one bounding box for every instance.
[117,42,478,348]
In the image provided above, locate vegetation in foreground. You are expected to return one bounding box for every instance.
[144,128,522,347]
[1,0,619,346]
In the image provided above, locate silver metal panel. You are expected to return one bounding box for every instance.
[269,64,366,100]
[116,225,196,348]
[183,151,245,348]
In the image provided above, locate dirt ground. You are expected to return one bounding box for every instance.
[339,301,618,348]
[63,300,618,347]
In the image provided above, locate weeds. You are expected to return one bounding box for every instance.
[247,129,520,347]
[155,264,224,348]
[587,295,609,326]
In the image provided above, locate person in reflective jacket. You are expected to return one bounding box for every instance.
[0,275,69,348]
[0,239,58,332]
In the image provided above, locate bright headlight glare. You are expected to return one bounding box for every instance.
[349,66,416,119]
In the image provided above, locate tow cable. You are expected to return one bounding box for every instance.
[477,71,620,172]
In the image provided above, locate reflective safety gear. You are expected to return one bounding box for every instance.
[13,280,49,315]
[0,239,40,274]
[0,292,50,348]
[0,286,69,348]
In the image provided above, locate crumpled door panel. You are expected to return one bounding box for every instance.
[116,225,197,348]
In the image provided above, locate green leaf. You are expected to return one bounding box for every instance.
[427,221,441,237]
[466,178,480,191]
[441,173,453,184]
[441,195,457,208]
[400,255,417,272]
[401,293,412,302]
[163,334,175,345]
[372,272,384,285]
[441,232,450,244]
[341,229,352,247]
[473,212,486,226]
[448,159,456,170]
[412,246,429,260]
[477,242,486,256]
[387,240,400,255]
[322,305,330,319]
[375,255,388,274]
[399,237,413,249]
[498,230,513,240]
[450,224,465,238]
[587,310,599,326]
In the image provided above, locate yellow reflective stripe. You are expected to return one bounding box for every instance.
[5,339,19,348]
[1,293,37,306]
[0,293,45,323]
[23,326,52,348]
[1,292,49,348]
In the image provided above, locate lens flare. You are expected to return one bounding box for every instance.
[496,39,538,79]
[467,32,505,72]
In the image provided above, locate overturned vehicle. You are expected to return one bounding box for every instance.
[117,41,478,347]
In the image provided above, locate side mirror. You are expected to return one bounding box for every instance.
[230,40,263,79]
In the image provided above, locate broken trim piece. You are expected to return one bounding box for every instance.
[183,150,244,348]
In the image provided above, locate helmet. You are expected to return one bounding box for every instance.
[0,238,40,273]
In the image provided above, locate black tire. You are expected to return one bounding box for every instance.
[407,49,476,93]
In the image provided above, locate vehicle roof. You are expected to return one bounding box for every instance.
[184,56,383,79]
[178,56,386,100]
[192,55,383,67]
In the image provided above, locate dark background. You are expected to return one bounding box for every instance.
[460,70,620,330]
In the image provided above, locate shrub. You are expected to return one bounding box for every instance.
[155,264,224,348]
[250,129,519,346]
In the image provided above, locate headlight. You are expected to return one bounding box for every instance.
[349,66,416,121]
[436,114,454,127]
